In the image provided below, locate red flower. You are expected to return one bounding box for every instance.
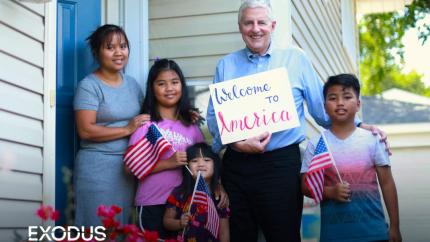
[176,234,184,242]
[142,230,159,242]
[191,220,200,227]
[196,205,207,215]
[102,217,120,229]
[50,210,60,221]
[126,234,145,242]
[97,205,107,216]
[97,205,116,218]
[112,205,122,214]
[109,231,118,240]
[36,205,60,221]
[36,207,49,220]
[167,196,177,206]
[122,224,140,235]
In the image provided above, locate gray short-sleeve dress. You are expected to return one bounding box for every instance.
[73,73,143,226]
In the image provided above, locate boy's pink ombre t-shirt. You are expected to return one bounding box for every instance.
[129,120,204,206]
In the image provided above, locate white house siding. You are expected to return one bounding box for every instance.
[0,1,54,240]
[292,0,357,78]
[149,0,242,83]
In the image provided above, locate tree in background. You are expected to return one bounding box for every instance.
[359,0,430,96]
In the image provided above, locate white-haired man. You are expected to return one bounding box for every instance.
[206,1,387,241]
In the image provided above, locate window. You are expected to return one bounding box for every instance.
[187,81,213,144]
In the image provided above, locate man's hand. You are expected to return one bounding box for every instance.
[214,183,229,209]
[359,123,391,155]
[190,109,205,125]
[230,132,271,154]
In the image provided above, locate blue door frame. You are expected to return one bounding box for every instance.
[56,0,100,225]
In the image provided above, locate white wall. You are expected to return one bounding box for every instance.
[382,123,430,242]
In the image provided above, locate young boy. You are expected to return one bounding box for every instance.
[300,74,402,242]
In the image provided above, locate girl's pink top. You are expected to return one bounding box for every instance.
[129,120,204,206]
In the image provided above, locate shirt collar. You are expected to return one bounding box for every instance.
[245,43,273,60]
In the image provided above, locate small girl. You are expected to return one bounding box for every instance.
[163,143,230,242]
[128,59,211,238]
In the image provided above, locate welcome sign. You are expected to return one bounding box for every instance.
[209,68,300,144]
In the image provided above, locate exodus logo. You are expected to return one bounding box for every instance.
[28,226,106,241]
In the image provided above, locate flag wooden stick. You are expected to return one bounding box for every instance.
[321,131,343,184]
[152,123,177,151]
[181,171,201,239]
[185,165,193,176]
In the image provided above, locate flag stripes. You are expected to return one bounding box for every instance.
[189,172,220,239]
[305,170,324,203]
[308,153,332,171]
[124,123,173,180]
[305,135,335,203]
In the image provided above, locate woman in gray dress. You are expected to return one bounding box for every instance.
[73,24,150,226]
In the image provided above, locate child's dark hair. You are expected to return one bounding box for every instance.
[86,24,130,62]
[141,58,197,125]
[176,143,221,198]
[323,74,360,99]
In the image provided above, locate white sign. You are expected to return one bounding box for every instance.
[209,68,300,144]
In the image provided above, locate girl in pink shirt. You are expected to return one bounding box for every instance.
[128,59,204,238]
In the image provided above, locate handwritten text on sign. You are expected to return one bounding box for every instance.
[209,68,300,144]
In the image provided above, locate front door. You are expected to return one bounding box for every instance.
[56,0,100,225]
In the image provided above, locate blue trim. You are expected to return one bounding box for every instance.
[56,0,100,226]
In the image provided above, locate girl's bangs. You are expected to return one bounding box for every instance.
[187,147,212,161]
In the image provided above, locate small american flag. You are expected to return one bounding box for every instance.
[123,123,173,180]
[190,172,220,239]
[305,135,334,203]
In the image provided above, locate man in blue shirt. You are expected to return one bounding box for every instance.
[206,1,387,241]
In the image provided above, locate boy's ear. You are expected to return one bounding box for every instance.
[357,98,361,108]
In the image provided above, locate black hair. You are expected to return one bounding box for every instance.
[175,143,221,199]
[323,74,360,100]
[141,58,197,125]
[86,24,130,62]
